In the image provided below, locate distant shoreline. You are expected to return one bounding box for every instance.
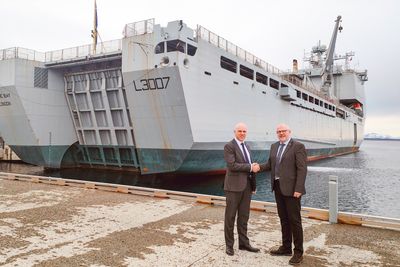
[364,138,400,141]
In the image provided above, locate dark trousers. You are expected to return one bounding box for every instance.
[274,179,303,255]
[224,181,252,248]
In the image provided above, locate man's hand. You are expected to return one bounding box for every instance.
[293,192,302,198]
[251,163,260,173]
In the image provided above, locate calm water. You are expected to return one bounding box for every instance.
[1,140,399,218]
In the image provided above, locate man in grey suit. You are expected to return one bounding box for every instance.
[258,123,307,265]
[224,122,260,256]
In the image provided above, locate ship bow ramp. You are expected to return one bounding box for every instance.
[123,63,195,174]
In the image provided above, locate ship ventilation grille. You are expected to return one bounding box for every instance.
[34,67,48,88]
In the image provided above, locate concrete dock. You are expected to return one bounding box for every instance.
[1,174,399,267]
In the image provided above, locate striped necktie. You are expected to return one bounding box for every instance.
[277,143,285,162]
[241,143,250,163]
[274,143,285,177]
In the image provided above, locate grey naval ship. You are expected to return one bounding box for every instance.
[0,16,367,174]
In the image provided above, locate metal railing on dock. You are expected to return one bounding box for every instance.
[1,171,399,231]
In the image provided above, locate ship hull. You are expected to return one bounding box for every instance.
[10,145,72,168]
[7,142,359,174]
[137,145,359,174]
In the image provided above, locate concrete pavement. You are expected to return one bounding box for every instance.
[1,177,399,266]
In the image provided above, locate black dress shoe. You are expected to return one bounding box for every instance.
[238,245,260,253]
[270,246,292,256]
[289,253,303,265]
[226,247,234,256]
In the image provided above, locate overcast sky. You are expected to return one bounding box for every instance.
[1,0,399,136]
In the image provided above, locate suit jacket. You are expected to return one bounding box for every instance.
[223,139,256,192]
[260,139,307,196]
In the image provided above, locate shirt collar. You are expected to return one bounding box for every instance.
[280,138,291,145]
[234,138,245,146]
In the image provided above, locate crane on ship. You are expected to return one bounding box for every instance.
[320,15,343,97]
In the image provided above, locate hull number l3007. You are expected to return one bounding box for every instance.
[133,77,170,91]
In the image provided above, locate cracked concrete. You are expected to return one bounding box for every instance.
[0,178,399,267]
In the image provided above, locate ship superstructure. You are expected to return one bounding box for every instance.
[0,16,367,174]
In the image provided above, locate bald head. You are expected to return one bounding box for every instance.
[234,122,248,142]
[234,122,248,131]
[276,123,291,143]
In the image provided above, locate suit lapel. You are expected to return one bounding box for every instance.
[233,139,250,163]
[232,139,246,163]
[271,142,279,164]
[280,139,293,161]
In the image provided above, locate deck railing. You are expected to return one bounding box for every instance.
[1,19,154,64]
[0,47,45,61]
[44,39,122,62]
[196,25,341,105]
[196,25,283,76]
[123,18,155,38]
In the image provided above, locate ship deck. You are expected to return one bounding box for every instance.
[0,173,399,266]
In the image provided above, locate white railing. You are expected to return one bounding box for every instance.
[196,25,283,76]
[123,18,155,38]
[0,40,123,63]
[0,47,45,61]
[44,39,122,62]
[196,25,347,108]
[44,18,156,63]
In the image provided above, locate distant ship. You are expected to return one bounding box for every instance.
[0,15,367,174]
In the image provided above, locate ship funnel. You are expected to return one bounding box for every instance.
[292,59,298,73]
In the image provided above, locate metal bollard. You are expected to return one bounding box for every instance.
[329,175,338,223]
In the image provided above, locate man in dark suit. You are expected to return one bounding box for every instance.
[224,122,260,256]
[258,123,307,265]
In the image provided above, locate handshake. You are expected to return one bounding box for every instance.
[251,163,261,173]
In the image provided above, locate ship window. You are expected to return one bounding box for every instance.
[155,42,165,54]
[256,72,268,85]
[240,65,254,80]
[315,98,319,105]
[220,56,237,73]
[281,83,288,88]
[167,39,186,53]
[309,96,314,103]
[270,78,279,89]
[320,101,324,107]
[187,44,197,56]
[324,103,328,109]
[302,92,308,101]
[296,90,301,98]
[336,108,345,119]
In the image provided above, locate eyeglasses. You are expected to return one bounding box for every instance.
[276,130,288,134]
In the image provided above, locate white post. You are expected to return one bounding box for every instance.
[329,175,338,223]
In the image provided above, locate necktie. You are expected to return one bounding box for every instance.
[240,143,250,163]
[276,143,285,162]
[274,143,285,178]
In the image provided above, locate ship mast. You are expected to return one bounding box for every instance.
[91,0,98,54]
[321,15,343,97]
